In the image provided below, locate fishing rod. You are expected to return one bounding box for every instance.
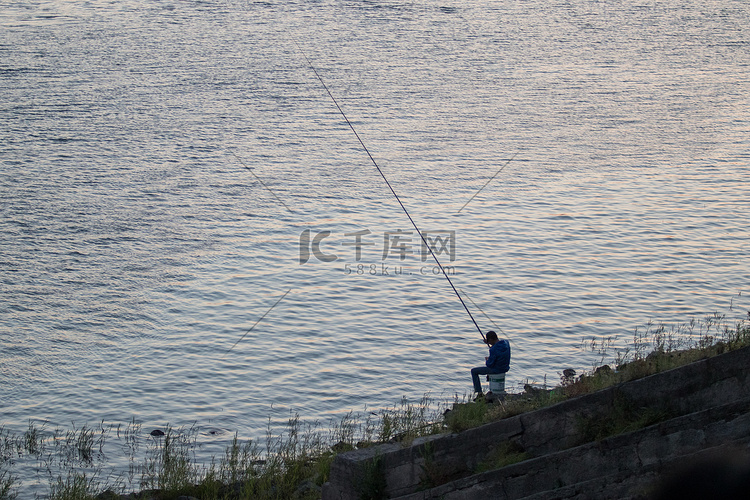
[295,44,486,343]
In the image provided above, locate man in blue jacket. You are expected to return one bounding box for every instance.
[471,330,511,395]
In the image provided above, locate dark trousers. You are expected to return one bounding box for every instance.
[471,366,505,393]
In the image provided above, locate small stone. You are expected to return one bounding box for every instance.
[595,365,612,376]
[95,490,121,500]
[524,384,545,396]
[485,391,505,403]
[137,490,160,500]
[149,429,165,437]
[331,440,354,453]
[561,368,577,386]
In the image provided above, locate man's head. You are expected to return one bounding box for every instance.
[485,330,499,345]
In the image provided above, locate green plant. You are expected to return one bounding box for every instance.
[378,413,393,443]
[218,432,261,486]
[0,426,15,500]
[313,450,336,487]
[357,454,386,500]
[0,470,15,500]
[418,441,437,489]
[481,386,566,423]
[53,422,108,468]
[208,413,329,500]
[22,421,45,456]
[575,390,671,444]
[417,440,467,490]
[74,425,96,464]
[375,395,440,444]
[475,440,528,473]
[444,397,489,433]
[141,425,200,497]
[49,472,97,500]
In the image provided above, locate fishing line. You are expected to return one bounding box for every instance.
[457,153,517,214]
[223,288,292,357]
[231,151,295,214]
[459,288,517,350]
[295,43,486,342]
[459,288,504,334]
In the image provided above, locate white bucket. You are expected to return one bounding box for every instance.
[488,373,506,394]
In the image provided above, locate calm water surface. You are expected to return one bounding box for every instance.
[1,0,749,494]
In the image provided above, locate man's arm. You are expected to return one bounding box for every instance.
[486,344,498,367]
[486,340,509,370]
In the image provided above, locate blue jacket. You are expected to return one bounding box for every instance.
[486,339,511,373]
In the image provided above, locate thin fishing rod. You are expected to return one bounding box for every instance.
[295,44,485,342]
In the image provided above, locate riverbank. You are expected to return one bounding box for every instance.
[2,314,749,499]
[325,339,750,499]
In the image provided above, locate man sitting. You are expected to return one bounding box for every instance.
[470,330,511,396]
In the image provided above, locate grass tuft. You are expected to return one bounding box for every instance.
[575,391,672,444]
[49,472,97,500]
[475,440,529,473]
[444,395,489,433]
[141,425,200,496]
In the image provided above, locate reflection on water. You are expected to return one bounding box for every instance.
[1,0,749,495]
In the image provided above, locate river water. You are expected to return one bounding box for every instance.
[1,0,749,494]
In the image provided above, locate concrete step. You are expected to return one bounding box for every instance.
[323,345,750,500]
[393,397,750,500]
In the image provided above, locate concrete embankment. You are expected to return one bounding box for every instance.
[323,345,750,499]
